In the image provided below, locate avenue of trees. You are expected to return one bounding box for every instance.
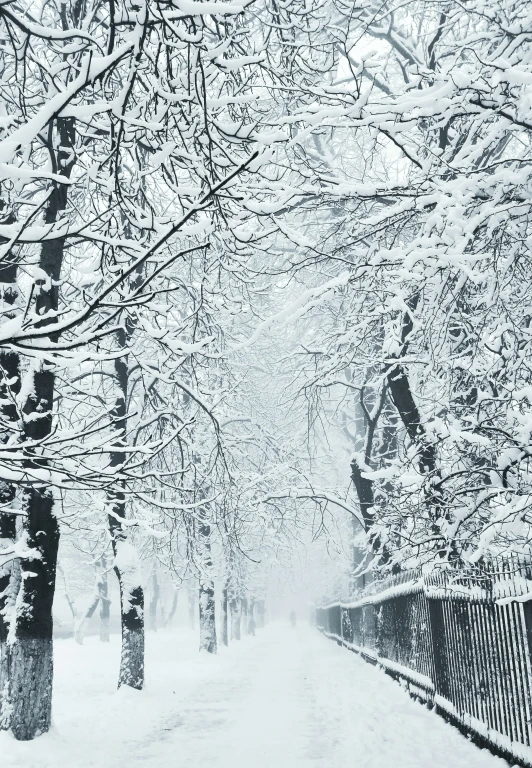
[0,0,531,744]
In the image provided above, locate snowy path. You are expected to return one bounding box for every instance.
[2,624,506,768]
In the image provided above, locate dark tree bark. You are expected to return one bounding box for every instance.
[384,308,448,557]
[3,116,75,740]
[385,305,437,476]
[348,384,394,581]
[0,254,21,722]
[387,364,437,475]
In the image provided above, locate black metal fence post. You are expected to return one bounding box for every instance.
[427,596,450,702]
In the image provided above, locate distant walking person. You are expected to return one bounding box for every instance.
[248,616,256,636]
[290,610,296,628]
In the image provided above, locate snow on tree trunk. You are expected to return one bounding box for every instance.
[114,540,144,690]
[230,598,241,641]
[0,554,11,711]
[199,578,217,653]
[108,323,145,689]
[6,112,74,737]
[221,586,229,646]
[5,400,59,737]
[0,537,15,720]
[0,260,22,723]
[198,512,217,653]
[0,556,20,730]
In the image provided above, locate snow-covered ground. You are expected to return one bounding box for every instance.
[1,624,506,768]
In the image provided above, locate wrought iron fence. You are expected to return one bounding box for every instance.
[315,556,532,767]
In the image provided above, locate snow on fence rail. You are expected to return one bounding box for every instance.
[315,555,532,768]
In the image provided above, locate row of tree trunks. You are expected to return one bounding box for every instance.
[226,595,264,638]
[195,572,264,648]
[145,574,253,650]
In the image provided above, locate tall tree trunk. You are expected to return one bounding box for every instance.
[220,584,229,646]
[386,306,437,477]
[198,516,217,654]
[387,364,437,475]
[7,328,61,743]
[3,116,74,740]
[0,255,21,723]
[387,354,444,535]
[109,329,144,690]
[229,597,241,641]
[199,579,217,653]
[113,539,144,690]
[384,307,451,557]
[344,382,393,583]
